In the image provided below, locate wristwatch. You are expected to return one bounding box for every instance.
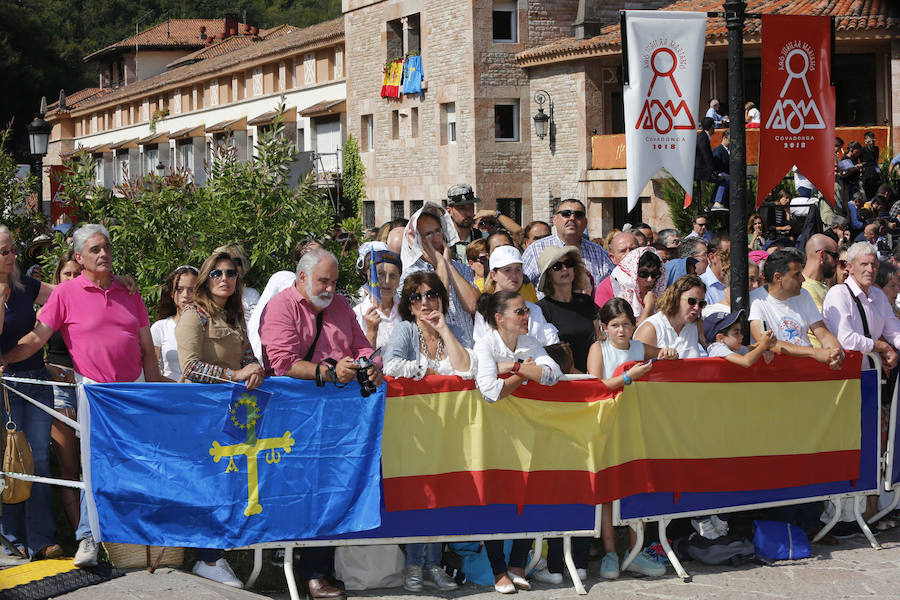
[512,359,522,374]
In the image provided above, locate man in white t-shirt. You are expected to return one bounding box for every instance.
[749,248,843,369]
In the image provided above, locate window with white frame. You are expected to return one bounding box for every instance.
[494,101,519,141]
[177,141,193,173]
[493,1,517,42]
[252,67,263,96]
[144,146,159,175]
[210,79,219,106]
[297,127,305,151]
[441,103,457,144]
[361,114,374,151]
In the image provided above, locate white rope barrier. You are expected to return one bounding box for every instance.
[1,380,80,432]
[1,471,85,489]
[2,375,76,387]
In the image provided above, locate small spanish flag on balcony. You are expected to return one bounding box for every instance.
[381,59,404,98]
[382,354,863,511]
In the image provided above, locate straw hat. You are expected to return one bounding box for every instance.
[537,245,582,291]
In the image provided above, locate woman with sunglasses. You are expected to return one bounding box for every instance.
[0,225,63,560]
[634,275,707,358]
[151,265,198,382]
[474,290,561,593]
[175,252,265,588]
[536,246,599,373]
[593,247,665,325]
[215,243,259,326]
[382,271,473,381]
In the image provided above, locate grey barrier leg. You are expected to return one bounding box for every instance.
[813,499,842,542]
[283,546,302,600]
[246,547,263,589]
[525,536,543,575]
[563,535,587,595]
[620,521,644,572]
[658,519,690,582]
[854,496,881,549]
[868,486,900,524]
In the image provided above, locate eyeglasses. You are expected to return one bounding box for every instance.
[175,265,199,274]
[0,247,18,257]
[695,222,708,228]
[838,259,848,268]
[551,259,575,271]
[209,269,238,280]
[637,269,660,280]
[556,209,586,219]
[686,297,707,309]
[409,289,440,304]
[508,306,530,316]
[475,255,489,264]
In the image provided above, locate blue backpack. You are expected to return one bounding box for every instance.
[753,520,810,561]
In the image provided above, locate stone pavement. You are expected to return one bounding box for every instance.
[49,529,900,599]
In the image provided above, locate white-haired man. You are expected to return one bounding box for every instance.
[1,223,162,569]
[258,247,380,600]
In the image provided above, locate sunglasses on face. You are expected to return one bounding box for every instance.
[0,247,18,257]
[410,289,440,304]
[637,269,660,280]
[838,259,847,268]
[696,222,708,228]
[508,306,530,316]
[551,259,575,271]
[475,256,489,264]
[686,297,707,309]
[556,209,586,219]
[210,269,238,280]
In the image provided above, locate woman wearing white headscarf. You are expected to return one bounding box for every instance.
[353,241,403,349]
[593,247,665,323]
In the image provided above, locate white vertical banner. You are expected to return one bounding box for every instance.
[623,11,706,211]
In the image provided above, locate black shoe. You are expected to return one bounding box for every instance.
[829,521,862,539]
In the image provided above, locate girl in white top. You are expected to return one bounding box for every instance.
[474,290,562,404]
[474,245,559,346]
[352,247,403,350]
[150,265,198,381]
[582,297,677,580]
[634,275,707,358]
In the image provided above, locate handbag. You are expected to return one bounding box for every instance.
[2,385,35,503]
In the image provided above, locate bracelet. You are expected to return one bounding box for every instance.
[315,362,326,387]
[511,361,521,374]
[622,372,633,386]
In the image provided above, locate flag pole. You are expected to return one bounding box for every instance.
[724,0,749,341]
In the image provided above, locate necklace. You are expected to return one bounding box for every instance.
[417,326,444,369]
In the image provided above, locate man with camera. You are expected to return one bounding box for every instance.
[258,246,381,600]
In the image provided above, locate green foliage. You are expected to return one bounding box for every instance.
[53,110,362,307]
[0,127,49,249]
[342,135,366,214]
[659,176,760,237]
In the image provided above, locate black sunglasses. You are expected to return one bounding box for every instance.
[551,259,575,271]
[556,209,586,219]
[686,297,707,309]
[410,289,440,304]
[637,269,660,280]
[210,269,239,280]
[475,256,489,264]
[508,307,530,316]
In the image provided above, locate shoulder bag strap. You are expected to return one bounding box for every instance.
[844,283,871,338]
[303,310,325,363]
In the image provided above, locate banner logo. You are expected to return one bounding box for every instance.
[635,42,696,135]
[765,43,825,136]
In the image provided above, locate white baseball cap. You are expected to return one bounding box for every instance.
[489,245,523,271]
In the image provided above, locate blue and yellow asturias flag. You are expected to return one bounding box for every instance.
[83,378,385,548]
[366,246,381,303]
[402,55,423,95]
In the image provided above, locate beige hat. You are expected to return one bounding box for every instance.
[537,245,582,291]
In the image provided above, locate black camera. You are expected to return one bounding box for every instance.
[356,352,379,397]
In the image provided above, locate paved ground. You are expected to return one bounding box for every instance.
[31,528,900,599]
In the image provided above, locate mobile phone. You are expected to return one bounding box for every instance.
[761,319,769,332]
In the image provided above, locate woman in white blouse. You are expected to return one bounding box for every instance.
[382,272,474,380]
[151,265,199,381]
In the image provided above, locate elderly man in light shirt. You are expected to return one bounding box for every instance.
[823,241,900,370]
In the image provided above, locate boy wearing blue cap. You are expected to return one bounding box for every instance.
[704,310,776,367]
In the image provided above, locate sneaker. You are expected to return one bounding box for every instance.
[423,566,458,591]
[600,552,620,580]
[192,558,243,588]
[531,567,563,584]
[73,536,99,568]
[711,203,729,212]
[626,549,666,577]
[646,543,671,565]
[570,568,587,581]
[404,565,424,592]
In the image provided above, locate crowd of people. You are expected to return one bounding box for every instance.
[3,166,900,595]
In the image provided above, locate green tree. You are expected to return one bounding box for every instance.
[342,135,366,214]
[0,127,48,248]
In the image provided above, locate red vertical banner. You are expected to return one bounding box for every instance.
[49,165,77,225]
[757,15,836,207]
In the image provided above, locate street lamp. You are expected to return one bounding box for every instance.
[532,89,553,147]
[26,97,52,218]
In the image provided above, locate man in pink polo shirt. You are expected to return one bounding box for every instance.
[1,223,162,567]
[258,247,381,600]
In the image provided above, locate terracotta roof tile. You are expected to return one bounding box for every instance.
[85,18,256,60]
[167,35,260,69]
[46,88,112,115]
[517,0,899,65]
[60,18,343,115]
